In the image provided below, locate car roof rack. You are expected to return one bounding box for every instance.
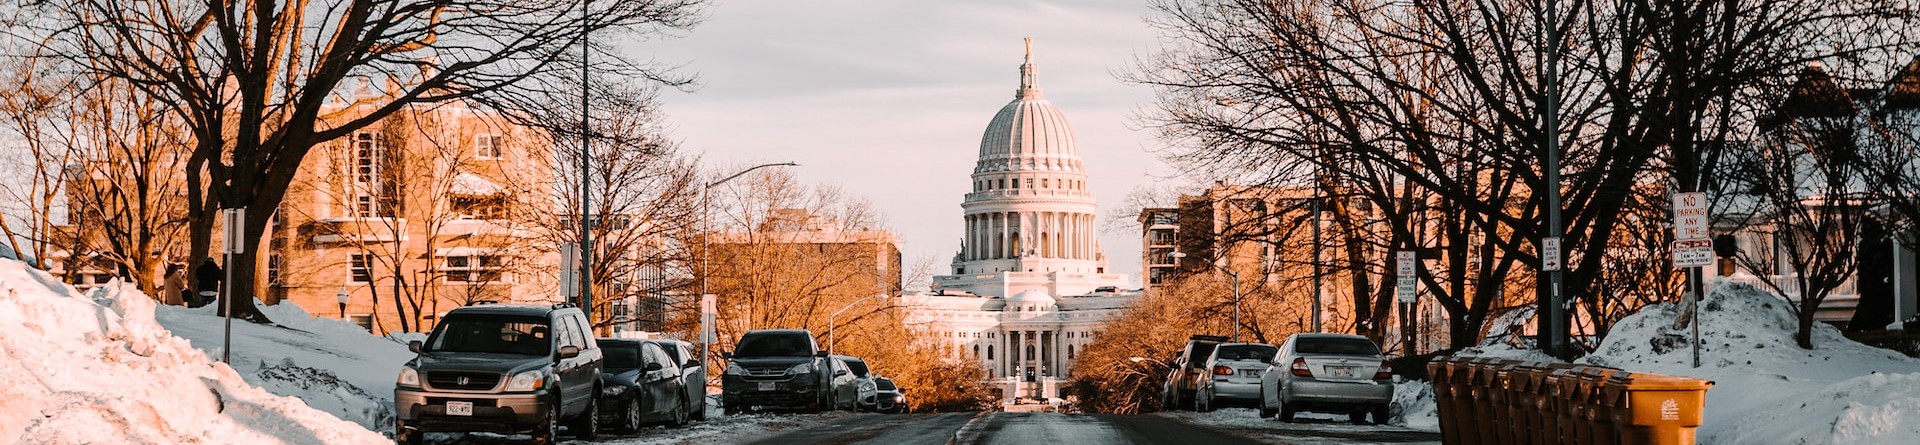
[468,300,500,306]
[551,302,577,309]
[1189,334,1229,342]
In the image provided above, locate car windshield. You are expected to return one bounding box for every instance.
[1295,337,1382,356]
[845,360,870,377]
[424,315,549,356]
[1215,344,1279,362]
[1185,342,1219,367]
[604,344,642,370]
[734,334,812,357]
[875,379,896,391]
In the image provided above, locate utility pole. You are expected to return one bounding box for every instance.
[1540,0,1570,359]
[578,0,593,329]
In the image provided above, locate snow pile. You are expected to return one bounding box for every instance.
[0,259,388,444]
[1578,279,1920,445]
[155,300,415,432]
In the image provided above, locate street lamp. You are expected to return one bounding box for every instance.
[1169,251,1241,342]
[829,294,889,359]
[336,287,349,319]
[699,162,797,381]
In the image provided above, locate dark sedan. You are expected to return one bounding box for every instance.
[872,377,905,414]
[597,339,690,430]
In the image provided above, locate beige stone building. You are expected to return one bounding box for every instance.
[264,95,561,334]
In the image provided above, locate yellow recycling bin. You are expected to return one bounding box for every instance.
[1615,373,1713,445]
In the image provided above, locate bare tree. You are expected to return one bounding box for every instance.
[1130,0,1920,353]
[10,0,706,322]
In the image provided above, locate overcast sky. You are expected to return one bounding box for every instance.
[646,0,1179,288]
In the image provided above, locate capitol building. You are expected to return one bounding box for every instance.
[902,39,1137,402]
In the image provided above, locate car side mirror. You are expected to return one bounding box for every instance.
[408,341,422,353]
[644,362,664,372]
[558,345,580,359]
[814,351,828,358]
[721,352,733,359]
[835,369,849,377]
[686,360,701,369]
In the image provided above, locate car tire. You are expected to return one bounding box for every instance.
[1258,398,1277,418]
[393,420,420,445]
[1349,410,1368,425]
[1372,404,1391,425]
[622,397,642,432]
[723,403,740,417]
[693,395,709,421]
[571,391,600,441]
[1196,392,1213,412]
[531,399,560,445]
[1278,400,1296,423]
[670,395,690,427]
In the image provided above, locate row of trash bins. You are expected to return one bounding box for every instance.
[1426,356,1713,445]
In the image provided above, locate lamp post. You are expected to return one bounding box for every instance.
[829,294,889,359]
[1169,251,1241,342]
[699,162,797,380]
[336,287,349,319]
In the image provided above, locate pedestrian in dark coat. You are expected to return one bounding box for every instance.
[193,258,223,308]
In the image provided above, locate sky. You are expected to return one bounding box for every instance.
[644,0,1180,288]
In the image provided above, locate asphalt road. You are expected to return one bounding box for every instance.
[743,412,1276,445]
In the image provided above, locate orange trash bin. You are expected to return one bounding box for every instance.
[1615,374,1713,445]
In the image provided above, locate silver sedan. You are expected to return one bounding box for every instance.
[1258,333,1394,424]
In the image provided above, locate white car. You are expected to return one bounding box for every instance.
[1258,333,1394,424]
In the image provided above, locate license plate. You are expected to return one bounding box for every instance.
[1329,366,1355,378]
[758,381,776,391]
[1242,370,1262,377]
[446,401,473,416]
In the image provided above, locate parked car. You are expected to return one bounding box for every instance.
[648,338,707,421]
[825,356,860,411]
[1162,334,1228,410]
[1258,333,1394,424]
[595,339,689,431]
[720,329,832,414]
[394,303,603,445]
[1196,342,1280,411]
[871,377,905,414]
[832,355,879,411]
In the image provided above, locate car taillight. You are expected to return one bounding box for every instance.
[1375,361,1393,380]
[1290,358,1311,377]
[1213,365,1233,376]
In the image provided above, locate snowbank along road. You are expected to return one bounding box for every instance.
[729,411,1438,445]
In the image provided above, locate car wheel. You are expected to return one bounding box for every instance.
[1278,400,1296,423]
[1349,410,1368,425]
[571,391,600,440]
[393,420,420,445]
[1258,398,1277,418]
[670,396,690,427]
[623,397,642,432]
[1372,404,1391,425]
[693,394,709,421]
[723,403,740,417]
[531,399,560,445]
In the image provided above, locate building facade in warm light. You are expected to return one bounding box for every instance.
[908,39,1137,402]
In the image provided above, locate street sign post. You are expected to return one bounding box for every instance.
[1673,239,1715,268]
[1541,237,1562,272]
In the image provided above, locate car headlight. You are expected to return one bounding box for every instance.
[506,370,545,392]
[726,363,747,376]
[860,381,876,391]
[397,366,420,388]
[786,363,814,375]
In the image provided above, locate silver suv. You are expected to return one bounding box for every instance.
[394,303,603,445]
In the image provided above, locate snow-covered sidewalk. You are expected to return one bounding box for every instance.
[0,259,390,444]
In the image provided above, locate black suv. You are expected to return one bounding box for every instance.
[720,329,831,414]
[394,303,603,445]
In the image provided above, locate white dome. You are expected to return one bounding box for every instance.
[974,39,1083,173]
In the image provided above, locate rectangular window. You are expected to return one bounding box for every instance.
[998,179,1006,189]
[450,196,507,220]
[444,255,506,283]
[1041,178,1049,188]
[349,254,372,283]
[475,134,504,160]
[352,132,379,185]
[267,254,282,286]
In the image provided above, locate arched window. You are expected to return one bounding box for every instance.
[1068,344,1075,359]
[988,345,994,360]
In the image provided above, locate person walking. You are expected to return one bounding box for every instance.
[161,263,188,306]
[193,258,223,308]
